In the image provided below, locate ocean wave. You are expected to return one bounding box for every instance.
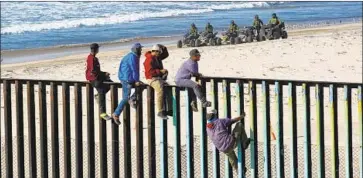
[1,2,274,35]
[1,9,213,35]
[208,2,271,10]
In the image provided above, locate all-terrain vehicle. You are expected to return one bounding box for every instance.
[239,26,268,42]
[238,26,256,43]
[220,31,243,45]
[177,32,200,48]
[177,31,222,48]
[260,22,288,40]
[194,31,222,47]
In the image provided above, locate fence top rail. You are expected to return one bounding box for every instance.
[202,76,362,88]
[0,77,361,88]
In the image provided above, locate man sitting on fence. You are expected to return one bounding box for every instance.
[174,49,211,112]
[206,109,250,171]
[112,43,144,125]
[143,44,173,119]
[85,43,113,120]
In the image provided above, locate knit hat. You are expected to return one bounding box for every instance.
[132,43,144,49]
[206,109,218,121]
[206,109,218,128]
[189,49,201,57]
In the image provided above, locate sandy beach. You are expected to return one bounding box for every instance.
[1,22,362,142]
[2,23,362,83]
[1,22,362,177]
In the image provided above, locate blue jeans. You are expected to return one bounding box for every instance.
[113,81,135,117]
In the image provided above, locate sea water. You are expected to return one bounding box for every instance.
[1,1,362,51]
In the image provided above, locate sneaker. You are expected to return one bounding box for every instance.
[157,111,168,120]
[129,99,136,109]
[100,113,112,121]
[243,138,251,149]
[190,101,198,112]
[112,114,121,125]
[166,110,173,116]
[202,101,211,108]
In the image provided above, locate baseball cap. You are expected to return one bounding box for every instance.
[90,43,100,49]
[206,109,218,120]
[132,43,144,49]
[189,49,201,57]
[152,44,161,52]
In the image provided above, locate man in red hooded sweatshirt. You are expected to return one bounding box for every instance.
[143,44,173,119]
[85,43,112,120]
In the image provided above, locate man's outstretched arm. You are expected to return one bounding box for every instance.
[231,112,246,124]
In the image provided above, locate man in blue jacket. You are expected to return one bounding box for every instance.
[112,43,144,125]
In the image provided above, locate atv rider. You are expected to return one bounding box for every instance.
[252,15,264,35]
[268,13,285,36]
[269,13,280,26]
[203,22,214,38]
[228,20,239,37]
[188,23,199,39]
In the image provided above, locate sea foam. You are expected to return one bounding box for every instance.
[1,2,272,34]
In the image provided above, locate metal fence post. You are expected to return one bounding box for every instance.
[222,80,233,178]
[62,82,71,178]
[147,86,156,178]
[160,110,168,178]
[39,82,48,178]
[288,83,298,178]
[302,83,311,178]
[200,79,208,178]
[121,81,132,178]
[4,80,13,178]
[358,85,363,178]
[28,81,37,177]
[111,85,119,178]
[275,82,284,178]
[316,84,325,178]
[98,90,107,178]
[173,87,182,178]
[50,82,60,178]
[211,79,221,178]
[186,88,194,178]
[15,80,25,178]
[236,80,245,178]
[249,81,258,178]
[86,83,95,178]
[123,104,132,178]
[344,85,352,177]
[262,81,271,178]
[74,83,83,177]
[329,84,339,178]
[136,87,144,178]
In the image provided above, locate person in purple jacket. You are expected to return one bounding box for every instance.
[206,109,250,171]
[174,49,211,112]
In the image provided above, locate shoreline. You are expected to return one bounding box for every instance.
[1,22,362,70]
[1,18,361,65]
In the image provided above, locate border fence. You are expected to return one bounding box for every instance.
[0,77,362,178]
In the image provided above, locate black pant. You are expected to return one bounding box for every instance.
[255,26,261,36]
[91,77,112,113]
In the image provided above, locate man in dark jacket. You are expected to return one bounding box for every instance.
[85,43,112,120]
[143,44,172,119]
[189,23,199,38]
[112,43,143,125]
[252,15,264,35]
[228,20,239,37]
[269,13,280,26]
